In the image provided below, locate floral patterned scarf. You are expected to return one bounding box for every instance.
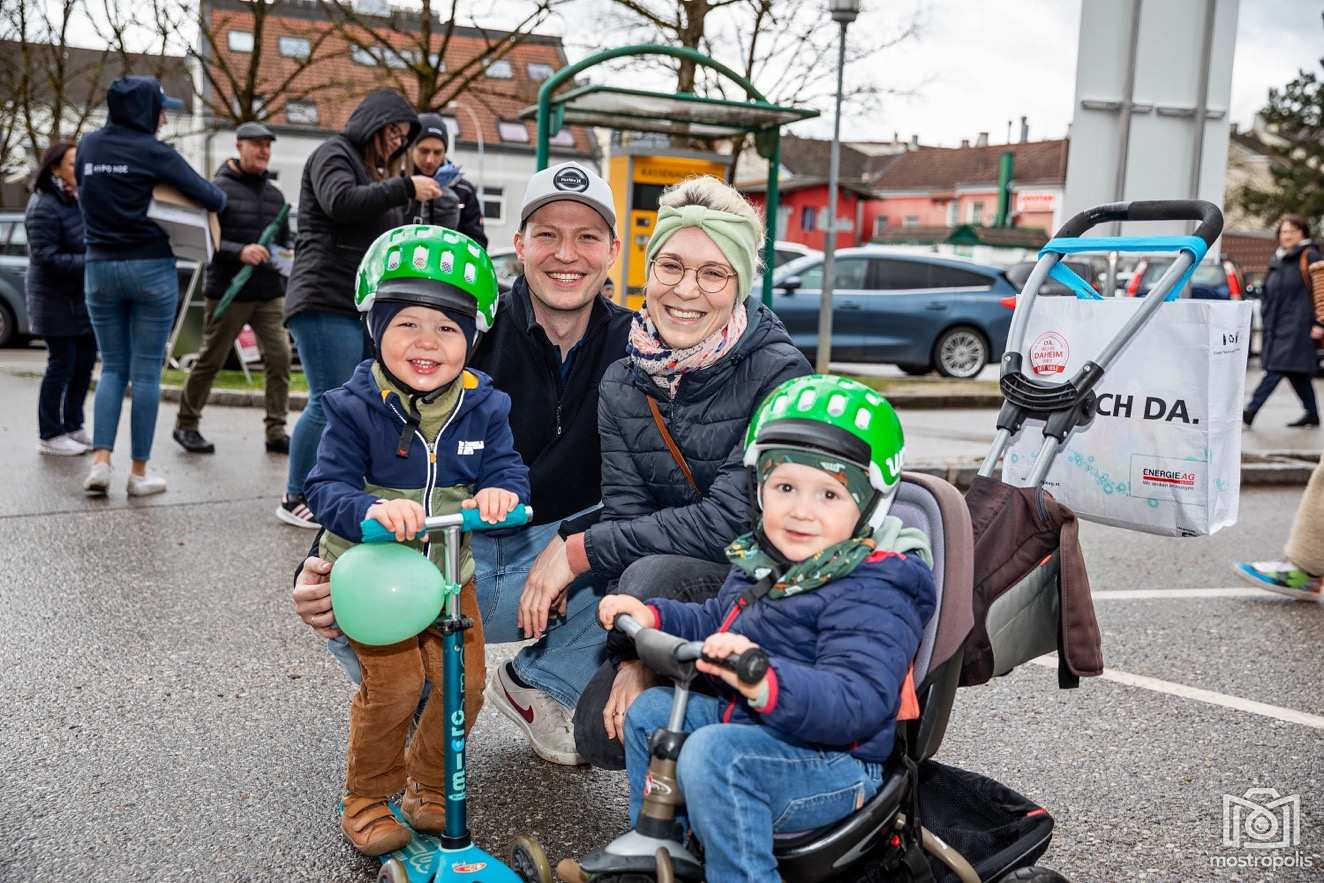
[627,300,748,397]
[725,532,877,599]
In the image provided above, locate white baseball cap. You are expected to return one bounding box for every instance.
[519,161,616,231]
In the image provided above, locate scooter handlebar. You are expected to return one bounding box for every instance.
[614,614,770,685]
[359,504,533,543]
[1055,199,1223,246]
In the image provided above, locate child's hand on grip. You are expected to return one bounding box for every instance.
[463,488,519,524]
[697,632,767,700]
[365,498,426,541]
[597,595,655,631]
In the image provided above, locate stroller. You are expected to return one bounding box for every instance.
[558,200,1224,883]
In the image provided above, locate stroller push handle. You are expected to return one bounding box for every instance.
[359,504,533,543]
[614,614,771,686]
[1055,199,1223,247]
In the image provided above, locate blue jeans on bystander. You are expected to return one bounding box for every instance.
[84,258,178,460]
[625,688,884,883]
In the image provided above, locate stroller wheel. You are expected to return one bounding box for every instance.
[996,867,1070,883]
[376,859,409,883]
[511,834,553,883]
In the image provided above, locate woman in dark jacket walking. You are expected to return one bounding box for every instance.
[1245,214,1323,428]
[278,90,441,527]
[497,176,810,768]
[26,141,96,456]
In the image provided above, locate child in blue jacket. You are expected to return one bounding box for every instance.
[304,226,529,857]
[599,375,936,883]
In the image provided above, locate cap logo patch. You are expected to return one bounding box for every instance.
[553,166,590,192]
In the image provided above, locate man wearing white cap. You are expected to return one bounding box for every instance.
[293,161,632,765]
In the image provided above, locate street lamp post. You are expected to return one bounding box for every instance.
[447,100,486,193]
[815,0,861,374]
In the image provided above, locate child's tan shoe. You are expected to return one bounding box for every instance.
[340,793,412,856]
[399,778,446,834]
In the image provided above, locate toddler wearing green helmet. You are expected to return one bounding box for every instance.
[302,225,530,857]
[598,375,937,883]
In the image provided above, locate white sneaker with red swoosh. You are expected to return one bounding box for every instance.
[484,663,585,765]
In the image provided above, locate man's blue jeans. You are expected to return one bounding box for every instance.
[286,311,373,498]
[327,514,607,708]
[625,689,884,883]
[84,258,178,460]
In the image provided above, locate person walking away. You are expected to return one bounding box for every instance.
[278,90,438,528]
[1243,214,1322,429]
[405,113,486,246]
[76,76,227,496]
[1234,457,1324,600]
[26,141,96,457]
[173,122,292,455]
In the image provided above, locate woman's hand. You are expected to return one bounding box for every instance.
[597,594,655,632]
[603,660,657,743]
[1312,325,1323,341]
[696,632,766,701]
[410,175,443,201]
[365,498,426,541]
[519,536,575,638]
[463,488,519,524]
[292,556,340,639]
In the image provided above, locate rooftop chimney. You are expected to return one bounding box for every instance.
[976,131,989,147]
[960,138,970,149]
[1019,115,1029,143]
[910,134,919,147]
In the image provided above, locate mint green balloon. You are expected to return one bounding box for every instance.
[330,543,444,646]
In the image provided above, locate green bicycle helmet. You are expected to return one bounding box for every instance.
[356,224,499,346]
[744,374,906,531]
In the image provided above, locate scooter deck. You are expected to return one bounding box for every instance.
[376,801,525,882]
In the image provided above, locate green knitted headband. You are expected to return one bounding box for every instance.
[645,203,761,302]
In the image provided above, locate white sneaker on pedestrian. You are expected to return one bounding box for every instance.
[67,429,92,447]
[83,461,112,495]
[126,471,167,497]
[484,663,584,765]
[39,434,89,456]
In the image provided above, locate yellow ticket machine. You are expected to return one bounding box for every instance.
[606,147,731,310]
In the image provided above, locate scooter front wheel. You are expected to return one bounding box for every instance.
[376,859,409,883]
[511,834,554,883]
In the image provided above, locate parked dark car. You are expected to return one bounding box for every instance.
[0,212,32,346]
[770,248,1018,378]
[1006,258,1111,297]
[1126,256,1244,300]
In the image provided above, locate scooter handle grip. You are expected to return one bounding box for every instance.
[359,504,533,543]
[704,647,770,686]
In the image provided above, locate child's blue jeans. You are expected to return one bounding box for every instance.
[624,688,884,883]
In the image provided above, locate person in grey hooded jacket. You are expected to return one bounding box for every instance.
[278,90,442,528]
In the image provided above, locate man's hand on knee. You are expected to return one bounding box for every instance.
[293,555,340,639]
[519,536,574,639]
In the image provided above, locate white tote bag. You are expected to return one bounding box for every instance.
[1002,297,1252,536]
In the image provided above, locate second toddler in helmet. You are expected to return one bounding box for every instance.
[303,225,529,856]
[598,374,937,883]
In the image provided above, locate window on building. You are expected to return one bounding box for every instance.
[285,100,319,125]
[231,96,267,117]
[350,44,409,68]
[903,215,919,228]
[873,216,889,237]
[945,200,958,226]
[528,62,556,81]
[550,128,575,147]
[350,45,376,66]
[278,36,310,59]
[969,201,985,224]
[228,30,254,53]
[486,59,513,79]
[800,206,816,232]
[497,120,529,142]
[481,186,504,223]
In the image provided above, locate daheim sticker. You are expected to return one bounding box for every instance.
[1029,331,1069,375]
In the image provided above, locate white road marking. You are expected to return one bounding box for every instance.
[1092,587,1269,601]
[1029,656,1324,730]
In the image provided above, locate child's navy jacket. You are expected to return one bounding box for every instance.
[648,551,936,764]
[305,360,530,548]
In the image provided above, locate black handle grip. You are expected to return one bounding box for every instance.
[703,648,770,685]
[1055,200,1223,247]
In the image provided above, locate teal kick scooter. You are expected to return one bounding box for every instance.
[354,505,554,883]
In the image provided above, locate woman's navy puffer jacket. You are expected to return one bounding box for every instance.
[585,299,811,579]
[23,185,89,337]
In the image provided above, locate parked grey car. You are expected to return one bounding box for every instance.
[0,212,32,345]
[770,248,1018,378]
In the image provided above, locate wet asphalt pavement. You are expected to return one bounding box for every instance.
[1,369,1322,883]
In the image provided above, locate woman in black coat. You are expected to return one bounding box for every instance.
[1245,214,1322,428]
[25,141,97,456]
[278,90,442,528]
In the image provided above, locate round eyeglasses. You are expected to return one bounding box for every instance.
[650,257,738,294]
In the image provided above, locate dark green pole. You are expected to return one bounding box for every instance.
[994,150,1014,227]
[761,130,780,307]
